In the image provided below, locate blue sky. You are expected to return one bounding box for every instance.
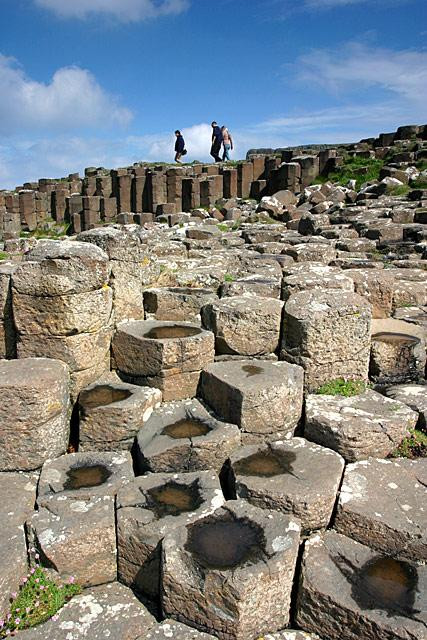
[0,0,426,188]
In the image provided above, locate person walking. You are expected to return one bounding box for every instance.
[174,130,186,163]
[210,121,223,162]
[221,126,233,161]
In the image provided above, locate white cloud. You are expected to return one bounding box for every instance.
[34,0,189,22]
[295,43,427,107]
[0,55,133,136]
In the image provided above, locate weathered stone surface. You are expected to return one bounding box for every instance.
[136,399,241,473]
[345,268,395,318]
[117,470,224,598]
[0,263,17,358]
[113,320,215,401]
[79,382,162,451]
[393,304,427,328]
[262,633,321,640]
[220,275,281,299]
[29,495,117,587]
[200,360,304,441]
[335,458,427,560]
[144,287,219,323]
[282,242,336,264]
[141,620,216,640]
[0,472,38,615]
[12,240,110,296]
[161,500,301,640]
[305,390,418,462]
[16,582,156,640]
[201,296,283,355]
[296,530,427,640]
[13,287,113,335]
[0,358,69,471]
[229,438,344,533]
[281,265,354,302]
[78,226,147,262]
[282,290,371,391]
[370,318,426,383]
[383,384,427,428]
[37,451,134,504]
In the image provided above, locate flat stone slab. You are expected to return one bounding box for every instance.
[136,399,241,473]
[200,359,304,441]
[162,500,301,640]
[335,458,427,561]
[140,620,216,640]
[281,265,354,302]
[79,381,162,451]
[383,384,427,428]
[0,357,70,471]
[305,390,418,461]
[143,287,219,323]
[229,438,344,534]
[117,470,224,598]
[37,451,134,504]
[15,582,156,640]
[29,495,117,587]
[201,295,284,356]
[296,530,427,640]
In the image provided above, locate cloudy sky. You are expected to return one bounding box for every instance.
[1,0,426,188]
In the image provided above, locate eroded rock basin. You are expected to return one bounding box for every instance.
[79,385,132,409]
[144,325,202,339]
[63,463,112,490]
[372,332,420,346]
[162,418,211,439]
[147,481,203,518]
[234,450,297,477]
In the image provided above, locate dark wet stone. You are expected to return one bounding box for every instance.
[63,464,112,490]
[79,385,132,409]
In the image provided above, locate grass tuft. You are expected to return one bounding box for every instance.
[315,378,366,397]
[0,251,9,261]
[390,428,427,459]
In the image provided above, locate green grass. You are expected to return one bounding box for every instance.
[415,159,427,171]
[223,273,234,282]
[410,179,427,190]
[390,429,427,459]
[0,251,9,260]
[217,223,229,232]
[0,565,81,636]
[386,184,410,196]
[315,378,366,397]
[324,155,384,190]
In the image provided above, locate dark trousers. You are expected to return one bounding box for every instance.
[210,139,222,162]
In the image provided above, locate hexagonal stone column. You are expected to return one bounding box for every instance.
[201,296,284,356]
[37,451,134,504]
[117,470,225,598]
[200,360,304,444]
[161,500,301,639]
[135,399,241,473]
[281,290,371,392]
[78,381,162,451]
[305,390,418,462]
[296,531,427,640]
[228,438,344,533]
[281,265,354,302]
[383,384,427,428]
[15,582,156,640]
[0,358,69,471]
[144,287,218,323]
[113,320,215,401]
[370,318,426,384]
[335,458,427,561]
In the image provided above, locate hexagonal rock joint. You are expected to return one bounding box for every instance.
[117,470,225,599]
[199,359,304,444]
[113,320,215,401]
[78,381,162,451]
[227,438,344,534]
[161,500,301,640]
[135,399,241,474]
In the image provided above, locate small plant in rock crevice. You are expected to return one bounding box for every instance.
[0,550,81,637]
[390,428,427,459]
[223,273,234,283]
[315,378,366,397]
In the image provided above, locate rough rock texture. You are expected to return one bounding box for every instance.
[0,472,38,615]
[0,358,69,471]
[144,287,219,323]
[305,390,418,462]
[113,320,215,401]
[161,500,301,640]
[383,384,427,428]
[335,458,427,560]
[296,530,427,640]
[15,582,156,640]
[229,438,344,533]
[141,620,216,640]
[200,360,304,443]
[135,399,241,473]
[281,265,354,302]
[79,381,162,451]
[117,470,224,598]
[370,318,426,384]
[281,290,372,391]
[37,451,134,504]
[0,263,17,358]
[201,296,283,356]
[345,268,395,318]
[29,495,117,587]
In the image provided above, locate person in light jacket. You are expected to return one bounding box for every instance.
[221,126,233,161]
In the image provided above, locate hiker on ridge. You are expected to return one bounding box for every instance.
[174,130,186,163]
[221,126,233,161]
[210,121,223,163]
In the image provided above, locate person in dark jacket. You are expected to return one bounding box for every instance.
[210,121,223,162]
[174,130,186,163]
